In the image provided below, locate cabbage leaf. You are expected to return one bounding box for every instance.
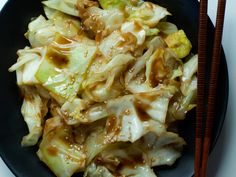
[37,117,86,177]
[21,86,48,146]
[98,0,143,10]
[43,0,79,17]
[165,30,192,59]
[35,35,97,103]
[84,163,114,177]
[9,47,45,85]
[105,86,176,143]
[129,2,171,27]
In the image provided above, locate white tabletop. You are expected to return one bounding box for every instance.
[1,0,236,177]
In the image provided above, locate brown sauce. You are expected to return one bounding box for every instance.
[137,92,156,102]
[130,0,139,6]
[47,146,58,156]
[46,48,69,69]
[106,116,117,134]
[134,100,151,121]
[76,2,87,17]
[134,21,142,32]
[149,49,171,87]
[119,33,137,48]
[55,34,72,45]
[118,154,145,170]
[95,32,103,43]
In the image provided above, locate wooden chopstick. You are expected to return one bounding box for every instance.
[195,0,208,176]
[196,0,227,176]
[200,0,227,176]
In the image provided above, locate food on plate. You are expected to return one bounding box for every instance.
[9,0,197,177]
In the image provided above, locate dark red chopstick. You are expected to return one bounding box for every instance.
[196,0,227,176]
[195,0,208,176]
[200,0,227,176]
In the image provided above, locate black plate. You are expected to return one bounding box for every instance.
[0,0,229,177]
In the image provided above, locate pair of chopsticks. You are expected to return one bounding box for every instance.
[195,0,227,177]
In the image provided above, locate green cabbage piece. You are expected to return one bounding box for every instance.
[96,143,148,174]
[26,15,56,47]
[145,47,181,88]
[42,0,80,17]
[98,0,143,10]
[125,46,154,85]
[35,35,97,103]
[72,119,114,165]
[125,37,181,94]
[181,54,198,95]
[95,132,185,176]
[165,30,192,59]
[9,47,45,85]
[135,132,186,167]
[157,22,178,35]
[104,86,176,143]
[98,30,137,58]
[61,99,108,125]
[82,7,125,36]
[20,86,48,146]
[128,2,171,28]
[44,7,81,37]
[146,36,166,51]
[120,165,157,177]
[166,55,197,122]
[105,95,164,143]
[84,53,134,88]
[121,21,146,45]
[84,163,114,177]
[81,53,134,103]
[82,81,123,103]
[168,75,197,122]
[145,27,160,37]
[37,117,86,177]
[26,8,81,48]
[83,126,108,164]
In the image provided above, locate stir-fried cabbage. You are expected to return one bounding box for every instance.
[35,34,97,103]
[93,131,185,176]
[61,99,108,125]
[9,47,45,85]
[42,0,80,17]
[9,1,198,177]
[37,117,86,177]
[157,22,178,35]
[84,163,114,177]
[20,86,48,146]
[165,30,192,59]
[121,21,146,45]
[82,6,125,38]
[181,54,198,95]
[120,165,157,177]
[98,0,143,10]
[105,94,167,143]
[136,132,186,167]
[128,2,171,28]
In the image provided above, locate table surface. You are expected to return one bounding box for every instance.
[1,0,236,177]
